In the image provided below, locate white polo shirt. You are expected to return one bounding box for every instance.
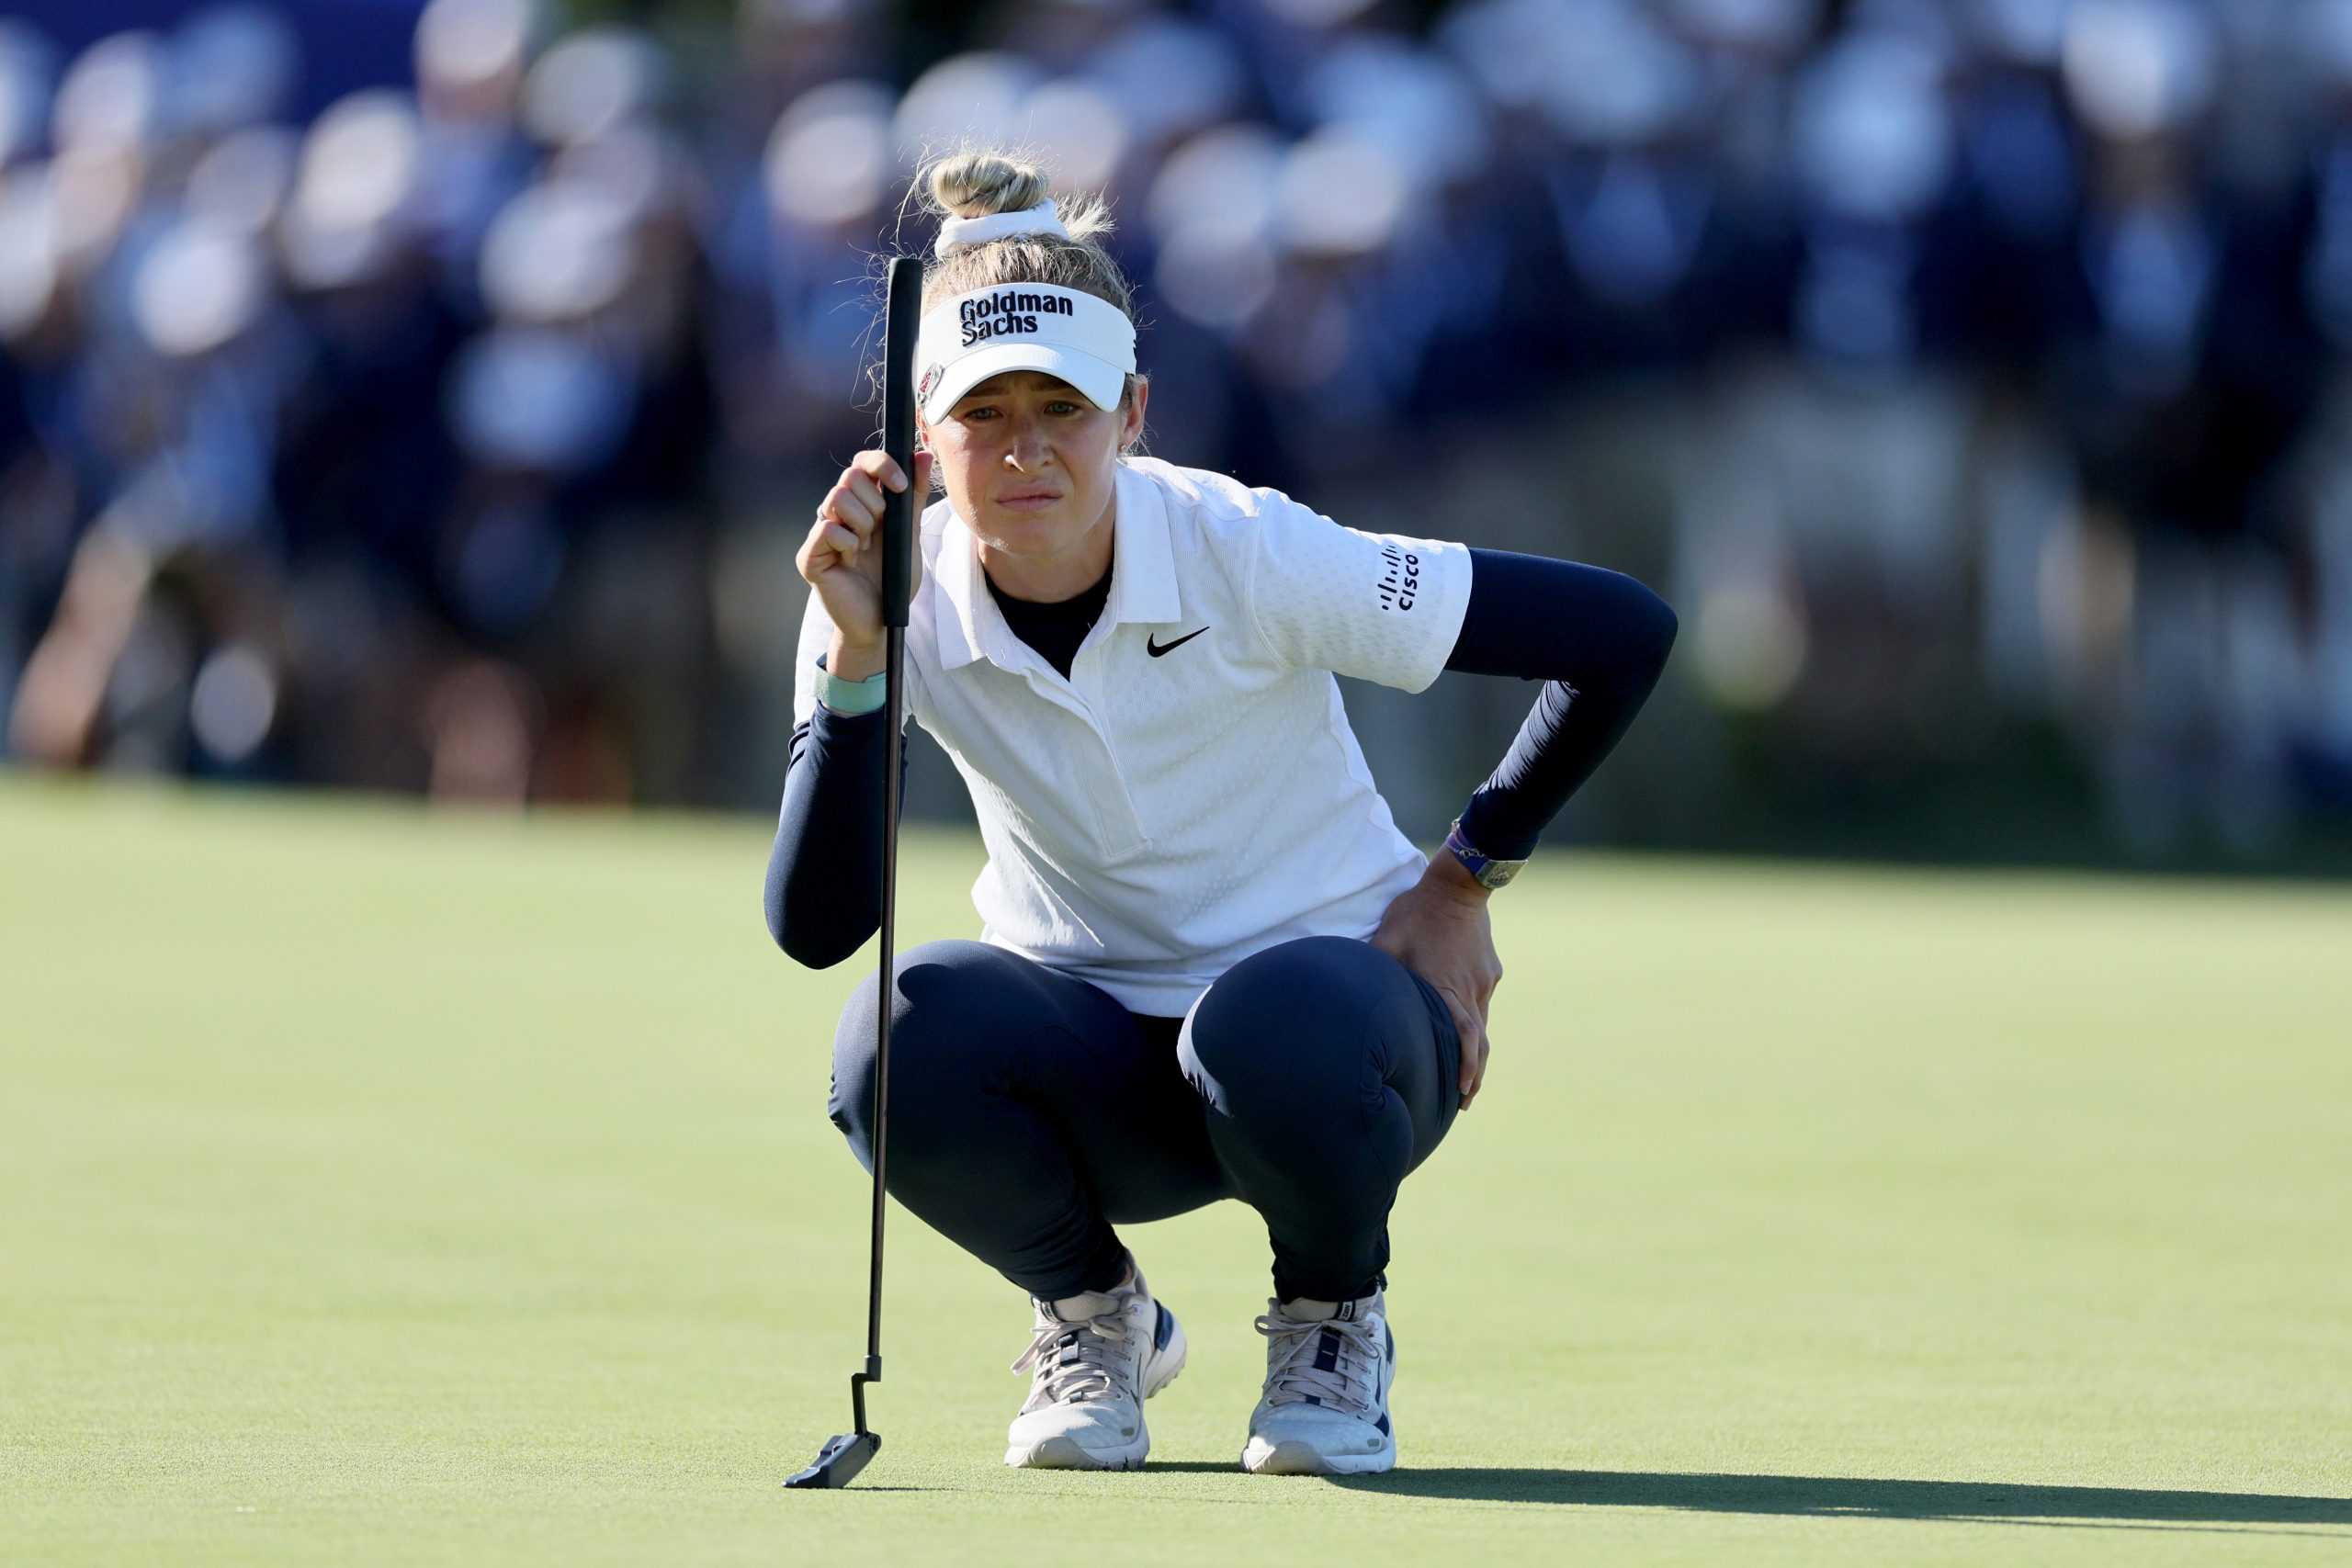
[792,457,1473,1015]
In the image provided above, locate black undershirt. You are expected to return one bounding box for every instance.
[987,565,1114,679]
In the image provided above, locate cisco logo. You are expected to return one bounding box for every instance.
[1376,544,1420,612]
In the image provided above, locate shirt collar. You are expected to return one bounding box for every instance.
[934,506,989,671]
[933,463,1182,673]
[1104,462,1182,629]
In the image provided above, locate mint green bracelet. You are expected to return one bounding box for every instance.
[814,654,888,716]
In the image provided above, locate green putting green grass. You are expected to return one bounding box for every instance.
[2,774,2348,1566]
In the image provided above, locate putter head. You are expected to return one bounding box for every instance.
[783,1430,880,1490]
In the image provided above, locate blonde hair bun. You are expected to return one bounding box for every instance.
[919,147,1114,250]
[928,151,1052,223]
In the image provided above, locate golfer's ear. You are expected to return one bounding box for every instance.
[1121,378,1148,452]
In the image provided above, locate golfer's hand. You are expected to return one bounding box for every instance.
[1369,852,1500,1110]
[797,448,932,680]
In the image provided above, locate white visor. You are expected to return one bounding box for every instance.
[914,283,1136,421]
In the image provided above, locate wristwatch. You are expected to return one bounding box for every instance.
[1443,818,1528,890]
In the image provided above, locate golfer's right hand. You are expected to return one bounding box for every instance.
[797,448,932,676]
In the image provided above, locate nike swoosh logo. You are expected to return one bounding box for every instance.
[1147,627,1208,658]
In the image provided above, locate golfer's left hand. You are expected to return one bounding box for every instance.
[1369,853,1500,1110]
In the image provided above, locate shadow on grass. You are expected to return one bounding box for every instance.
[1306,1469,2351,1530]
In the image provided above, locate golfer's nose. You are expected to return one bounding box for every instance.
[1004,415,1050,471]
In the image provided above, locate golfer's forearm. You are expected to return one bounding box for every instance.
[764,704,902,966]
[1442,549,1677,859]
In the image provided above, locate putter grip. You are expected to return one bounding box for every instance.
[880,255,922,629]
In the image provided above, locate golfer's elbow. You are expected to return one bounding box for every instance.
[777,924,863,970]
[770,916,861,971]
[763,885,799,960]
[765,875,868,970]
[760,848,835,967]
[763,870,795,957]
[766,864,879,964]
[1627,581,1678,686]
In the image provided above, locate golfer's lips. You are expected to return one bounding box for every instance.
[993,488,1063,513]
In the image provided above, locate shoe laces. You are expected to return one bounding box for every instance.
[1012,1301,1137,1409]
[1254,1309,1380,1416]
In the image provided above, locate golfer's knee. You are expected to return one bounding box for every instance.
[827,939,1018,1151]
[1182,936,1382,1117]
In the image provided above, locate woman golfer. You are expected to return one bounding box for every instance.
[766,151,1675,1475]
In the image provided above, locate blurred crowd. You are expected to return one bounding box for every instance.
[3,0,2352,860]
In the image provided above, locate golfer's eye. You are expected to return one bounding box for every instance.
[1046,400,1081,416]
[957,403,998,422]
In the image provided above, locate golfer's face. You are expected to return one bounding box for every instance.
[924,370,1135,556]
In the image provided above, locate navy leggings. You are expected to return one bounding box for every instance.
[829,935,1462,1304]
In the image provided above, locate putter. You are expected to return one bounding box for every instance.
[785,254,922,1492]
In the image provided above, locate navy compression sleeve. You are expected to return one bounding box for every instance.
[763,701,907,967]
[1443,548,1677,859]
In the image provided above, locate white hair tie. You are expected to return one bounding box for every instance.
[934,199,1067,256]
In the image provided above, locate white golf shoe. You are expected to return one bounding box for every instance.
[1004,1263,1186,1470]
[1240,1293,1396,1475]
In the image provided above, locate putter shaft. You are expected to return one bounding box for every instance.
[787,253,921,1494]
